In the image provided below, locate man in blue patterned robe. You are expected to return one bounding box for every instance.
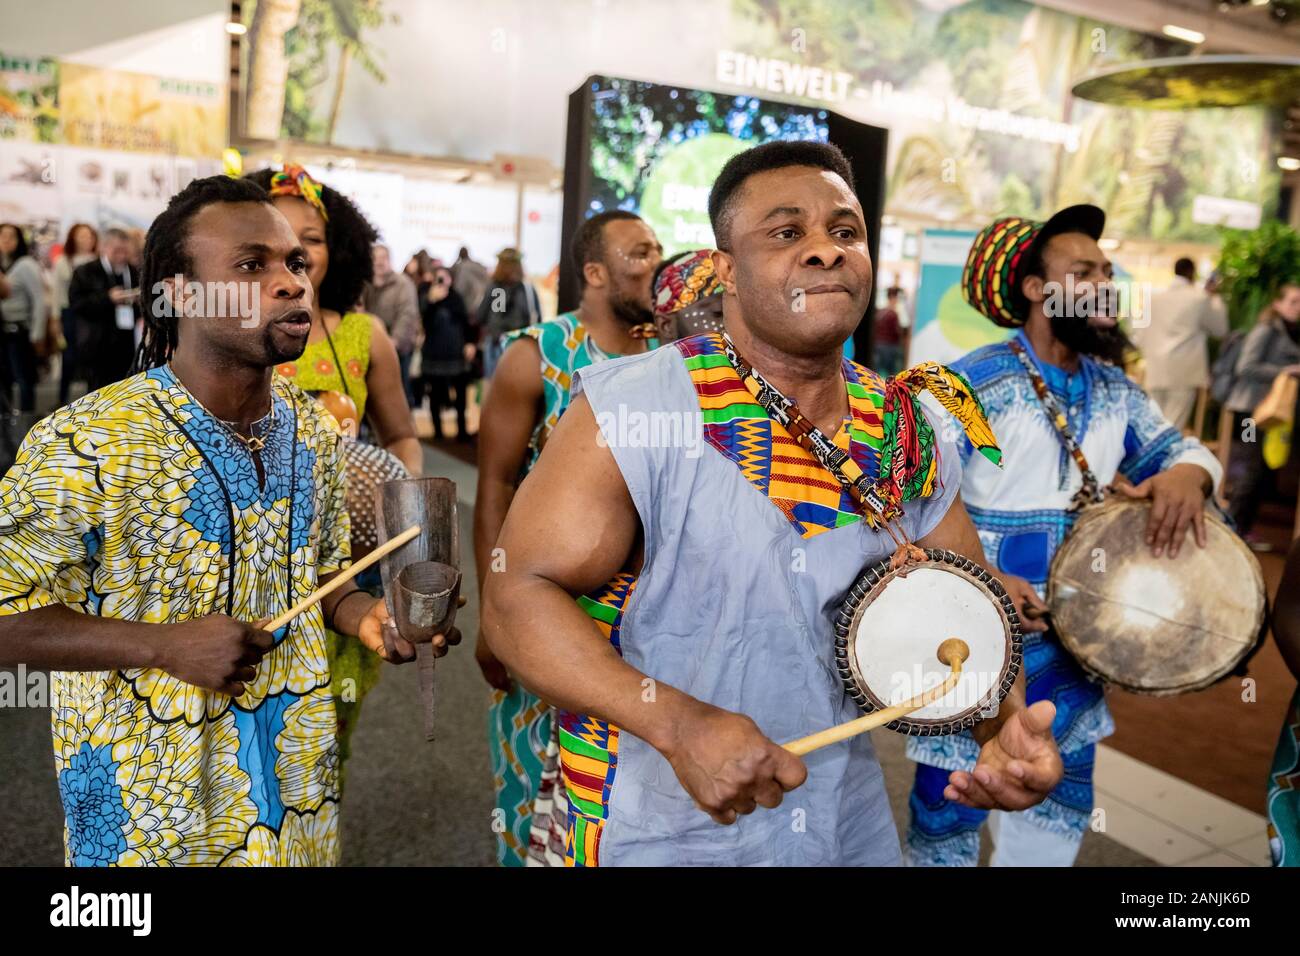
[906,205,1221,866]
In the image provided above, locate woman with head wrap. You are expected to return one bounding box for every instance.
[243,164,423,777]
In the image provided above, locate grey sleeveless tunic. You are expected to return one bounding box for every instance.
[571,343,962,865]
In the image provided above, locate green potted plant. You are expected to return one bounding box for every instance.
[1217,220,1300,329]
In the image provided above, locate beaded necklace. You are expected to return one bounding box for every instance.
[721,333,911,548]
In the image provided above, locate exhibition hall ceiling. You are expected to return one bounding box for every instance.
[0,0,227,59]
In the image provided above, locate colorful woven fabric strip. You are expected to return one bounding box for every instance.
[881,361,1003,510]
[677,334,1000,535]
[676,332,892,537]
[559,571,638,867]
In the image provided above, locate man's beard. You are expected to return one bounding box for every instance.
[1049,311,1131,365]
[609,288,653,328]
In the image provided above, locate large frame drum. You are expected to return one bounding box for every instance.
[1047,498,1266,696]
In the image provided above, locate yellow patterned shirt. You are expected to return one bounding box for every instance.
[0,366,351,866]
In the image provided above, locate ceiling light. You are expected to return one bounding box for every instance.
[1278,156,1300,171]
[1162,24,1206,43]
[226,21,247,36]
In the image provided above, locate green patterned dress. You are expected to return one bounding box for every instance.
[275,311,382,777]
[1269,689,1300,866]
[487,312,631,866]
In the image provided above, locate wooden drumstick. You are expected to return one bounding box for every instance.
[784,638,970,757]
[262,524,421,633]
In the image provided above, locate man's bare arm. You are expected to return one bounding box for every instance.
[0,571,446,691]
[481,393,676,740]
[1,606,174,671]
[473,337,544,598]
[471,338,546,687]
[0,606,273,697]
[5,569,389,685]
[3,566,392,689]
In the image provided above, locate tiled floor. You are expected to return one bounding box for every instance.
[873,733,1274,867]
[1094,745,1271,866]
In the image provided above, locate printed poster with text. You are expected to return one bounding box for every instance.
[59,63,225,156]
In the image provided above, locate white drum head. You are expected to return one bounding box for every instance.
[835,550,1021,735]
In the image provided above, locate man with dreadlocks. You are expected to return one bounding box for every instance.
[0,175,457,866]
[904,205,1221,867]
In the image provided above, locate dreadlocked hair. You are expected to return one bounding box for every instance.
[244,168,379,313]
[136,175,273,372]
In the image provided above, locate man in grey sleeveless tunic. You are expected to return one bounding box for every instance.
[483,142,1062,866]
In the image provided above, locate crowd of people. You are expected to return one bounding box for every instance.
[0,145,1298,868]
[0,222,144,433]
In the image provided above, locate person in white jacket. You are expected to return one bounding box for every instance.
[1133,258,1227,430]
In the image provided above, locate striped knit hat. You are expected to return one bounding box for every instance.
[962,204,1105,327]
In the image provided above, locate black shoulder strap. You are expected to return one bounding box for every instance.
[321,314,354,403]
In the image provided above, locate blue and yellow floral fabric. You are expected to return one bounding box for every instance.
[0,366,351,866]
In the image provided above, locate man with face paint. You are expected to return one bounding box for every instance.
[0,175,453,866]
[482,142,1062,865]
[905,205,1223,867]
[474,209,663,865]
